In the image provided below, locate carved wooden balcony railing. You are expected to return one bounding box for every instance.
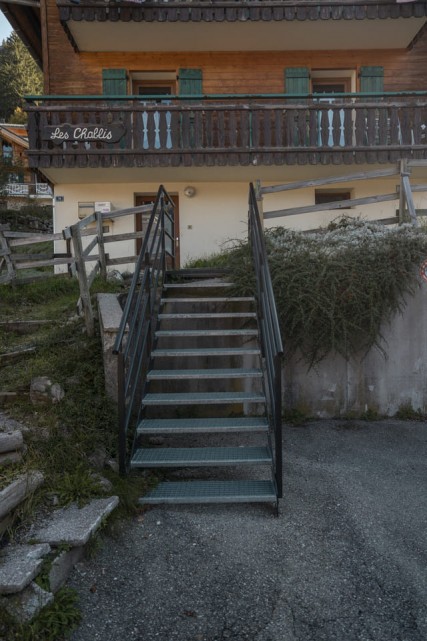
[25,96,427,169]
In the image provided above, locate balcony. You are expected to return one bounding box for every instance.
[25,94,427,171]
[1,182,53,198]
[57,0,427,52]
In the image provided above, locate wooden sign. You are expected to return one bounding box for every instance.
[42,123,126,145]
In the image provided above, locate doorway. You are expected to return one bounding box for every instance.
[135,194,180,267]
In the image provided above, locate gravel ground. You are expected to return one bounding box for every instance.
[68,419,427,641]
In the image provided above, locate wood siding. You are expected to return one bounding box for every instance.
[44,0,427,96]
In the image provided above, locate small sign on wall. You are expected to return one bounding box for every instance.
[42,123,126,145]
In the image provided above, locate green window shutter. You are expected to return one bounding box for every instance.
[102,69,127,96]
[359,66,384,95]
[285,68,310,98]
[178,69,203,96]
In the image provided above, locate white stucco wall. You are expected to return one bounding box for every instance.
[52,176,427,268]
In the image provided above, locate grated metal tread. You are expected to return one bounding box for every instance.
[139,480,277,504]
[155,329,258,337]
[152,347,260,357]
[164,282,234,289]
[158,313,257,320]
[131,446,272,468]
[137,416,269,434]
[161,297,255,304]
[142,391,266,405]
[147,368,263,380]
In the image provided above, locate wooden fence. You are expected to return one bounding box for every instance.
[258,160,427,229]
[0,203,152,336]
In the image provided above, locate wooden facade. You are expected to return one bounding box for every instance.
[6,0,427,169]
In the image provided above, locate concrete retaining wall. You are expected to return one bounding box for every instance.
[284,277,427,417]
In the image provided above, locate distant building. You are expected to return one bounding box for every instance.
[0,123,52,208]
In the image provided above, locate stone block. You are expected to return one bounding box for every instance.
[49,546,85,593]
[1,582,54,622]
[33,496,119,547]
[0,544,51,595]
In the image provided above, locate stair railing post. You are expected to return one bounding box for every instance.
[274,353,283,498]
[117,351,127,477]
[96,211,108,280]
[144,251,153,357]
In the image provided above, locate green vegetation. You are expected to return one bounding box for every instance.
[0,32,42,122]
[0,275,154,520]
[394,402,424,420]
[1,587,81,641]
[199,218,427,368]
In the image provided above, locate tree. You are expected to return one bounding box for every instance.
[0,32,43,122]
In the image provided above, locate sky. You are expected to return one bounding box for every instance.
[0,11,13,44]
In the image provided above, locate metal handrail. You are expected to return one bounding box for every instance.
[248,183,284,497]
[113,185,175,475]
[25,90,427,103]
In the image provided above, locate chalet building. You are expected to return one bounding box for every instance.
[0,123,52,207]
[2,0,427,263]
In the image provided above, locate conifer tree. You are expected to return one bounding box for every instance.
[0,32,42,122]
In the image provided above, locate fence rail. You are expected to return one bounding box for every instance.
[0,202,160,335]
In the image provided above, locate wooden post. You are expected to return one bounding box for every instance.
[70,224,95,336]
[96,212,107,280]
[0,229,16,284]
[402,175,419,227]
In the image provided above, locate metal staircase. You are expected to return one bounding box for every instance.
[113,185,283,513]
[133,274,278,507]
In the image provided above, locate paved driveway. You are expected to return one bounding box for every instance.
[69,419,427,641]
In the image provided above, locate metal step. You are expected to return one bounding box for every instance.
[147,368,263,381]
[161,297,255,304]
[142,391,266,406]
[137,416,269,435]
[164,282,234,289]
[131,446,272,468]
[155,329,258,338]
[139,480,277,505]
[152,347,260,357]
[158,313,257,320]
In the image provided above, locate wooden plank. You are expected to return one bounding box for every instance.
[260,167,399,194]
[0,431,23,454]
[402,175,419,226]
[0,230,16,282]
[70,224,94,336]
[82,235,98,257]
[264,192,399,220]
[0,472,44,521]
[103,231,144,244]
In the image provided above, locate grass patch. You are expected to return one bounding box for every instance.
[0,273,152,538]
[1,587,81,641]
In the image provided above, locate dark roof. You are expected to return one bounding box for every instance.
[57,0,427,24]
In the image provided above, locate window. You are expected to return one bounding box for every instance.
[131,72,176,102]
[315,190,352,208]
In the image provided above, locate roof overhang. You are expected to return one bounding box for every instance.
[0,2,42,66]
[57,1,427,52]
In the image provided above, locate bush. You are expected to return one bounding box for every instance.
[225,218,427,366]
